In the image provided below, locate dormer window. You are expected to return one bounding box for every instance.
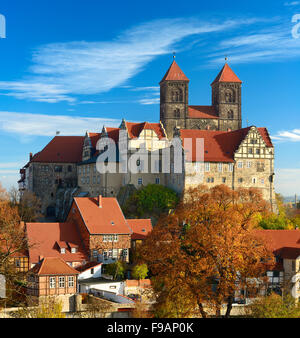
[61,248,66,254]
[71,247,77,253]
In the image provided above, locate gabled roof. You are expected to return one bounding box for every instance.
[211,63,242,85]
[30,257,79,276]
[188,106,218,119]
[76,261,102,273]
[254,230,300,260]
[180,127,273,162]
[127,219,153,240]
[26,222,88,264]
[160,60,189,83]
[30,136,85,163]
[125,122,166,140]
[73,196,132,235]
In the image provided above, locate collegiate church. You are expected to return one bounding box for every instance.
[160,58,242,137]
[18,59,276,218]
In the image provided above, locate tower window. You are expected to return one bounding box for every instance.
[171,88,183,102]
[174,109,180,118]
[228,110,234,119]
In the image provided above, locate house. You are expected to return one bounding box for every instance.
[126,219,153,250]
[25,195,152,267]
[26,222,88,269]
[254,229,300,299]
[27,257,79,297]
[66,196,133,263]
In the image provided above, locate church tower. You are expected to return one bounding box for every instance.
[211,63,242,131]
[159,59,189,138]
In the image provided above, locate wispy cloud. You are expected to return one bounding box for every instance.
[0,111,121,137]
[271,129,300,142]
[138,98,160,105]
[0,17,263,103]
[284,1,300,6]
[208,20,300,64]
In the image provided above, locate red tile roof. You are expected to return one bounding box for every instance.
[30,257,79,276]
[180,127,273,162]
[211,63,242,85]
[26,222,88,264]
[188,106,218,119]
[76,261,102,273]
[74,196,132,235]
[160,60,189,83]
[127,219,153,240]
[31,136,85,163]
[254,230,300,260]
[125,122,166,140]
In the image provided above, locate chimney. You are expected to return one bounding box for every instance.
[29,152,33,161]
[99,195,102,208]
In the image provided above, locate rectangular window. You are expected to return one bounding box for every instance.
[218,163,223,172]
[87,166,90,173]
[59,277,65,288]
[50,277,56,289]
[238,178,243,183]
[108,250,113,259]
[92,250,98,258]
[155,177,160,184]
[261,178,265,185]
[93,176,96,184]
[15,259,21,268]
[228,163,233,172]
[113,234,118,242]
[68,276,74,288]
[138,178,143,185]
[68,165,72,172]
[97,176,101,184]
[247,161,251,168]
[222,177,226,183]
[205,163,210,172]
[237,161,243,169]
[123,249,128,258]
[54,165,62,173]
[248,148,253,154]
[256,149,260,155]
[113,249,118,259]
[103,251,108,260]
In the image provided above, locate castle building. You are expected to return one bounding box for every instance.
[18,59,276,217]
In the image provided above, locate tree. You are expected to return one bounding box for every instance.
[9,187,42,222]
[140,185,274,318]
[15,297,66,318]
[258,193,294,230]
[247,293,300,318]
[132,264,148,280]
[123,184,179,219]
[105,261,126,280]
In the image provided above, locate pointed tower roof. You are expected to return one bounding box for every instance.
[160,60,189,83]
[211,63,242,85]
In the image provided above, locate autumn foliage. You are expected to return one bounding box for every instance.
[139,184,274,318]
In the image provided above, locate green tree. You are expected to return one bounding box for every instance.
[132,264,148,280]
[124,184,179,219]
[105,261,126,280]
[258,193,294,230]
[247,293,300,318]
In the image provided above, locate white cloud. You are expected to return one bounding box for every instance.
[271,129,300,142]
[138,98,160,105]
[0,111,121,137]
[209,22,300,64]
[275,168,300,196]
[0,17,263,103]
[284,1,300,6]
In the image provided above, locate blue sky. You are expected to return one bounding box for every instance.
[0,0,299,196]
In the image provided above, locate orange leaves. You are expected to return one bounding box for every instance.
[140,184,274,317]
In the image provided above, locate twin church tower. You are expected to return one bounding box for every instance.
[159,58,242,137]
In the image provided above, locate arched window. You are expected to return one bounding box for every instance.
[228,110,234,119]
[174,109,180,118]
[225,89,235,103]
[172,88,183,102]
